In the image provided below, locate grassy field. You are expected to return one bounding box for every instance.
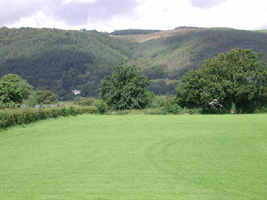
[0,114,266,200]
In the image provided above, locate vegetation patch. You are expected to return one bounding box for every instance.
[2,28,267,97]
[0,106,97,128]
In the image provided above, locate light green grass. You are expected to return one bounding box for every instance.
[0,114,266,200]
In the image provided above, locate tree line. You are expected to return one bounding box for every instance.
[1,28,267,99]
[1,48,267,114]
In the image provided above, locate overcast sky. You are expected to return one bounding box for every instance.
[1,0,267,32]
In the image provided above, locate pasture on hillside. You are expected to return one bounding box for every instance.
[0,114,266,200]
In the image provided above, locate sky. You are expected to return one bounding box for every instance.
[1,0,267,32]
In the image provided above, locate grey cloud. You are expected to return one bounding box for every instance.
[189,0,228,9]
[54,0,140,25]
[0,0,44,26]
[0,0,140,27]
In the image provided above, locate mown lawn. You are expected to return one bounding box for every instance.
[0,114,266,200]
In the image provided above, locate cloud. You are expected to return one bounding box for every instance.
[1,0,267,31]
[0,0,43,26]
[189,0,228,9]
[0,0,140,27]
[52,0,140,25]
[261,24,267,30]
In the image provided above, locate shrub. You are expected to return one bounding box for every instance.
[0,106,97,129]
[17,109,38,124]
[38,108,49,120]
[59,107,69,116]
[68,107,78,116]
[78,106,98,114]
[73,97,96,106]
[35,90,58,104]
[151,96,168,107]
[164,100,181,114]
[93,100,108,114]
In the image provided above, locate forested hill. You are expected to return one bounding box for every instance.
[0,28,134,99]
[1,27,267,99]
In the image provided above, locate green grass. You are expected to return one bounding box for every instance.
[0,114,266,200]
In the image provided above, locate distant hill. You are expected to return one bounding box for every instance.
[0,27,134,99]
[1,27,267,99]
[110,29,162,35]
[127,28,267,94]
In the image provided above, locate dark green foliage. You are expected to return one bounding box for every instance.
[176,48,267,113]
[0,28,134,99]
[0,106,97,128]
[25,93,38,107]
[150,95,181,114]
[164,99,181,114]
[35,90,58,104]
[148,95,201,115]
[175,70,203,109]
[143,65,167,79]
[93,100,108,114]
[151,96,169,108]
[99,64,151,110]
[148,80,177,95]
[0,74,33,108]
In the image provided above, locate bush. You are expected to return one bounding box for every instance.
[93,100,108,114]
[73,97,96,106]
[18,109,38,124]
[35,90,58,104]
[68,107,78,116]
[151,96,168,107]
[0,106,97,129]
[38,108,50,120]
[164,100,181,114]
[77,106,98,114]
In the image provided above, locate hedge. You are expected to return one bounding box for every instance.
[0,106,97,129]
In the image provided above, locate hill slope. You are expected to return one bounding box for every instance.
[0,28,134,99]
[1,27,267,98]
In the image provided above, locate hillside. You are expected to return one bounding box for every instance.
[1,27,267,99]
[0,27,135,99]
[130,28,267,77]
[118,27,267,94]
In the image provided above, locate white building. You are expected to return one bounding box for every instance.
[72,90,81,95]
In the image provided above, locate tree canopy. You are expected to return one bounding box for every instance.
[0,74,33,108]
[176,48,267,113]
[99,64,151,110]
[35,90,58,104]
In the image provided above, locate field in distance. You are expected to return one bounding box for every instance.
[0,114,266,200]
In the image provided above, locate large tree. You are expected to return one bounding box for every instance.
[0,74,33,108]
[176,48,267,113]
[35,90,58,104]
[99,64,151,110]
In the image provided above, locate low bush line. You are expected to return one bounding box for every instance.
[0,106,97,128]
